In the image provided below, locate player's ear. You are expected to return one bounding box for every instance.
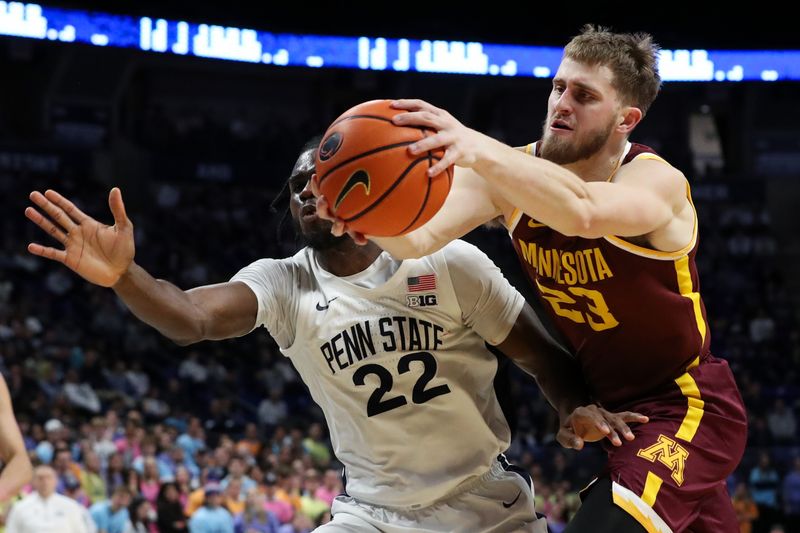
[617,106,642,135]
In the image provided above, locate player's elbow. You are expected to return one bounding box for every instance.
[166,322,207,346]
[170,336,200,347]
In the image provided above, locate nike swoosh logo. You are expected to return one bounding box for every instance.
[334,170,370,210]
[502,490,522,508]
[315,297,339,311]
[527,219,546,228]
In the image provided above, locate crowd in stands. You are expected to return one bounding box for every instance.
[0,99,798,533]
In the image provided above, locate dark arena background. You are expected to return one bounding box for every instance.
[1,2,798,532]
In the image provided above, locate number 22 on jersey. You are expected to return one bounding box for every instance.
[352,351,451,417]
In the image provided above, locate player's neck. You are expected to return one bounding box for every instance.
[316,241,384,277]
[567,140,628,182]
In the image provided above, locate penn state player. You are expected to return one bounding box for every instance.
[317,25,748,533]
[25,137,647,533]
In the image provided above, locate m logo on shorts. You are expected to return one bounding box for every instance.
[636,434,689,485]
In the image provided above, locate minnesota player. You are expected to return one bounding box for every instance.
[24,137,645,533]
[316,26,747,533]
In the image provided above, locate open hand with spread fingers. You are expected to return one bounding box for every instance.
[25,188,135,287]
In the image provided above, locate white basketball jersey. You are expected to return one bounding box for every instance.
[232,240,525,508]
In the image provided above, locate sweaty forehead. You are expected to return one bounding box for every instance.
[292,149,316,176]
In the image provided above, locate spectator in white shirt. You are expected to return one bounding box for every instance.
[6,465,90,533]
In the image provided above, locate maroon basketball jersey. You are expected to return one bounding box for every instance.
[509,142,708,408]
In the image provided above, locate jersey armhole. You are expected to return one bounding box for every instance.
[604,177,698,260]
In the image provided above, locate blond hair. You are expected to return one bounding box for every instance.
[564,24,662,115]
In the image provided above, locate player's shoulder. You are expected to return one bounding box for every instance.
[441,239,486,258]
[240,249,308,272]
[402,240,489,277]
[623,142,663,163]
[618,143,685,184]
[438,240,495,270]
[623,143,681,175]
[230,249,314,290]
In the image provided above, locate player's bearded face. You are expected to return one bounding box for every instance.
[293,214,345,250]
[539,111,617,165]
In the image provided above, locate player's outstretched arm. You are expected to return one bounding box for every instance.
[391,98,688,242]
[496,304,647,450]
[26,188,257,345]
[313,166,508,260]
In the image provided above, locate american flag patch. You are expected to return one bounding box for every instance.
[407,274,436,292]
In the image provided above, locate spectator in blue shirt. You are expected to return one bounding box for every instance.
[189,483,234,533]
[177,417,206,461]
[234,490,280,533]
[90,486,132,533]
[784,456,800,531]
[750,451,781,530]
[221,456,256,497]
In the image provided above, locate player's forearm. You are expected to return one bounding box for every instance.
[499,306,591,418]
[112,262,206,345]
[0,452,32,502]
[373,167,502,259]
[508,333,590,419]
[371,194,462,259]
[472,136,594,236]
[372,228,441,260]
[522,349,592,420]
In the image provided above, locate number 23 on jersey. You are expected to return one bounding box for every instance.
[536,280,619,332]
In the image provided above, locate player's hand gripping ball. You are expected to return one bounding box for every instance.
[313,100,453,237]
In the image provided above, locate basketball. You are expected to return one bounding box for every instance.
[313,100,453,237]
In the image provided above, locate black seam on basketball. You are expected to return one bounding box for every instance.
[342,156,432,223]
[395,165,434,236]
[420,128,436,170]
[418,128,439,177]
[318,141,416,185]
[329,114,395,128]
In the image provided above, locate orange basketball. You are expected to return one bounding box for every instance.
[314,99,453,237]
